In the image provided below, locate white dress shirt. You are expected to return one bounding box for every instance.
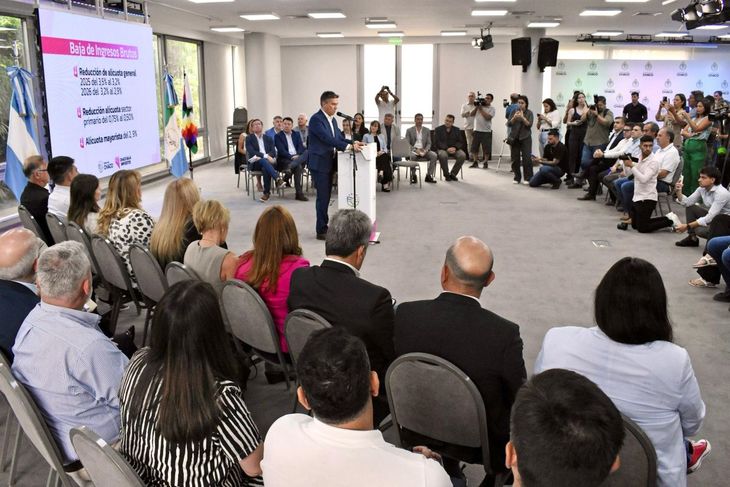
[47,185,70,218]
[655,144,681,183]
[679,184,730,227]
[285,132,297,155]
[627,152,659,202]
[414,127,424,150]
[460,102,475,130]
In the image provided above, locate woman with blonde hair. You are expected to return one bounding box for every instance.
[183,199,238,294]
[97,169,155,275]
[149,178,201,268]
[236,205,309,353]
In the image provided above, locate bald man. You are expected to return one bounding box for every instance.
[0,228,45,360]
[394,236,526,481]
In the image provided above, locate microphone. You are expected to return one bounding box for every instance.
[337,111,354,121]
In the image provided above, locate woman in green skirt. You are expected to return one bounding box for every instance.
[678,98,712,195]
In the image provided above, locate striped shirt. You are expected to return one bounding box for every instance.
[119,350,263,486]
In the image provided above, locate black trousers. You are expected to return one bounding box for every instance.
[375,153,393,184]
[630,200,673,233]
[586,159,615,196]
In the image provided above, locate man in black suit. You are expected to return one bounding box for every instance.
[19,155,53,244]
[0,228,45,361]
[288,209,394,424]
[394,236,526,481]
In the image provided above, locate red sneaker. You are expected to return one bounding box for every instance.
[687,439,711,474]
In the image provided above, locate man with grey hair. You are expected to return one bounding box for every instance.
[19,154,53,244]
[288,209,395,424]
[12,241,128,464]
[294,113,309,147]
[394,236,526,482]
[0,228,45,360]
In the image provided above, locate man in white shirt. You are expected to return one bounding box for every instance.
[617,135,676,233]
[675,165,730,246]
[404,113,438,183]
[460,92,476,162]
[470,93,495,169]
[375,85,400,123]
[47,156,78,219]
[262,327,451,487]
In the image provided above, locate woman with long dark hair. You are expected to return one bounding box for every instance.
[119,280,263,486]
[535,257,708,487]
[352,112,368,141]
[678,98,713,195]
[507,95,534,184]
[67,174,101,234]
[565,92,588,184]
[362,120,394,192]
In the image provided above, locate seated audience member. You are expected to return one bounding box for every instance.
[706,236,730,307]
[692,215,730,288]
[341,118,354,139]
[674,166,730,248]
[288,209,395,424]
[236,205,310,354]
[234,126,247,175]
[605,124,644,208]
[19,155,53,244]
[535,257,709,487]
[529,130,568,189]
[382,113,400,163]
[12,241,129,463]
[184,200,238,294]
[363,120,394,192]
[265,115,283,140]
[275,116,309,201]
[575,118,626,199]
[294,112,309,146]
[0,229,44,361]
[97,169,155,276]
[46,155,79,218]
[405,113,439,184]
[120,280,263,485]
[617,136,676,233]
[245,118,283,202]
[67,174,101,235]
[351,112,368,142]
[434,114,467,181]
[507,369,624,487]
[149,178,201,269]
[261,327,451,487]
[395,236,525,478]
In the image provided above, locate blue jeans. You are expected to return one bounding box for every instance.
[529,165,563,187]
[581,144,607,171]
[249,157,279,194]
[707,236,730,290]
[615,179,670,214]
[614,177,631,208]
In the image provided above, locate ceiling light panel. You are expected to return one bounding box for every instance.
[240,13,280,21]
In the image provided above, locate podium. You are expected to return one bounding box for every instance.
[337,142,379,241]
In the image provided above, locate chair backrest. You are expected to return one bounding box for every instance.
[391,137,412,159]
[129,244,168,303]
[91,236,137,299]
[45,213,68,244]
[220,279,279,354]
[284,309,332,366]
[671,157,684,187]
[600,415,658,487]
[233,107,248,125]
[0,362,74,486]
[65,222,101,278]
[165,261,201,287]
[386,353,491,468]
[17,205,46,242]
[70,426,144,487]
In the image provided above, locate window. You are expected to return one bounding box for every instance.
[401,44,434,131]
[363,45,396,123]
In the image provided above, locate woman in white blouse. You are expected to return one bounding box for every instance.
[536,98,561,157]
[535,257,708,487]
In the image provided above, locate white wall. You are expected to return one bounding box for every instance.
[281,45,358,121]
[203,42,237,159]
[245,33,282,125]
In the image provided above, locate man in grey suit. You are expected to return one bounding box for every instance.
[405,113,438,184]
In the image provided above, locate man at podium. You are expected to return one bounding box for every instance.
[309,91,363,240]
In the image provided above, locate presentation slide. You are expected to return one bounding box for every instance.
[37,8,160,177]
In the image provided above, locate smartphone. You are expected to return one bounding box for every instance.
[662,96,668,103]
[678,175,684,185]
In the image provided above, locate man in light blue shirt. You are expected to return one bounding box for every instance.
[12,241,128,463]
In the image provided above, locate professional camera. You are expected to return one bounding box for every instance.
[589,94,599,111]
[709,106,729,121]
[475,91,488,107]
[502,98,509,108]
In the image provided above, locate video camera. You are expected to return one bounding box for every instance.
[475,91,489,107]
[589,95,599,111]
[709,106,729,122]
[502,98,509,108]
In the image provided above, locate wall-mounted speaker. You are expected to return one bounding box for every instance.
[511,37,531,72]
[538,38,559,72]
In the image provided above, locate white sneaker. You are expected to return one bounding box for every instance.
[666,212,681,229]
[512,180,519,184]
[522,180,530,185]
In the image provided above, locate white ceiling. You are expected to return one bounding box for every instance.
[146,0,716,41]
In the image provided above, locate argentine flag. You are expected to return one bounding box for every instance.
[164,72,188,178]
[3,66,40,200]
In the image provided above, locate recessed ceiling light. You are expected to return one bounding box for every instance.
[316,32,345,38]
[308,11,346,19]
[441,30,467,36]
[580,9,622,16]
[189,0,234,3]
[528,22,561,28]
[366,21,397,29]
[378,31,405,37]
[210,26,245,32]
[471,10,509,16]
[593,30,624,36]
[696,25,729,30]
[655,32,690,37]
[240,13,280,21]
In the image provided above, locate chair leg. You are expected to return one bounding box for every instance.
[236,172,240,189]
[142,307,152,346]
[45,469,54,487]
[0,409,12,472]
[8,422,21,487]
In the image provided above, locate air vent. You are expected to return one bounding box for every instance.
[511,11,536,16]
[285,15,310,20]
[633,12,662,17]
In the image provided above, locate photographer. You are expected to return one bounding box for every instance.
[507,95,534,184]
[529,130,568,189]
[375,85,400,123]
[470,93,495,169]
[571,95,613,187]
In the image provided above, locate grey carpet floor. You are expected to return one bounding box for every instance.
[1,158,726,485]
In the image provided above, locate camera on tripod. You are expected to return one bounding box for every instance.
[475,92,489,107]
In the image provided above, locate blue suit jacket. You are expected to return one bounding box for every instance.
[0,280,39,361]
[308,109,352,173]
[245,133,276,161]
[275,130,306,164]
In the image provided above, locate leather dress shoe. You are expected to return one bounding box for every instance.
[295,193,309,201]
[316,233,326,241]
[577,194,596,201]
[425,175,437,183]
[617,222,629,231]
